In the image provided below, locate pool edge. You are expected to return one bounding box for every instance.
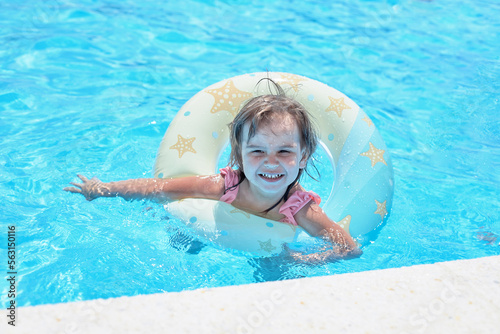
[5,255,500,333]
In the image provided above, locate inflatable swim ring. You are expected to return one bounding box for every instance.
[155,72,394,255]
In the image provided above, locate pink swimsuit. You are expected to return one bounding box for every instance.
[219,167,321,226]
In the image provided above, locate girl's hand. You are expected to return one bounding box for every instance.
[283,243,361,264]
[64,174,111,201]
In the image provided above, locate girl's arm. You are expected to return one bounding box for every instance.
[292,201,361,262]
[64,174,225,202]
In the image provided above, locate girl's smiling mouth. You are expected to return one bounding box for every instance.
[258,173,285,182]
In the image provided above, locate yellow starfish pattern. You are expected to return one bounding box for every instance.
[336,215,352,232]
[169,134,196,158]
[276,73,307,92]
[326,96,351,117]
[362,116,374,127]
[205,79,253,117]
[374,200,388,219]
[230,208,250,218]
[360,142,387,167]
[258,239,276,252]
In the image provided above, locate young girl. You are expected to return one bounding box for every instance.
[65,89,360,261]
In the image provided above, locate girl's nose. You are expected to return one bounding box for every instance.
[264,154,279,168]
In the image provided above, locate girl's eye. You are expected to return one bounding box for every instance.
[251,150,264,154]
[279,150,292,154]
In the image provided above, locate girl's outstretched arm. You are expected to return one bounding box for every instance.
[292,202,361,262]
[64,174,225,202]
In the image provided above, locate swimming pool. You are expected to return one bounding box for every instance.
[1,0,498,307]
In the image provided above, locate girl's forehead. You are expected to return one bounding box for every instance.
[242,115,300,143]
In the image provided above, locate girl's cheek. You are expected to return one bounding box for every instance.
[284,157,299,166]
[245,156,261,166]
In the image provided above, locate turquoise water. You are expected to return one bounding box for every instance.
[1,0,499,307]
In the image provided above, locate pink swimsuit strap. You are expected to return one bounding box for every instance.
[219,166,240,203]
[219,166,321,226]
[278,190,321,226]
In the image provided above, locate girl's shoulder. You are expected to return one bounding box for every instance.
[279,187,321,226]
[219,167,242,203]
[219,166,238,181]
[288,184,321,203]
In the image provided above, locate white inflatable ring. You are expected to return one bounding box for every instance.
[155,72,394,255]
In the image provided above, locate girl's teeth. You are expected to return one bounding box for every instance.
[261,173,283,179]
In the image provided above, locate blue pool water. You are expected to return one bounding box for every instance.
[1,0,499,307]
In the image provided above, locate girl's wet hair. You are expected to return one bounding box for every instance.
[227,78,319,212]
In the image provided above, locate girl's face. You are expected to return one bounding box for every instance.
[241,114,306,199]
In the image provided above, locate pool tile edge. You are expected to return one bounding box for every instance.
[5,255,500,334]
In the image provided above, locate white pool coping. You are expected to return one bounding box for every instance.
[4,255,500,333]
